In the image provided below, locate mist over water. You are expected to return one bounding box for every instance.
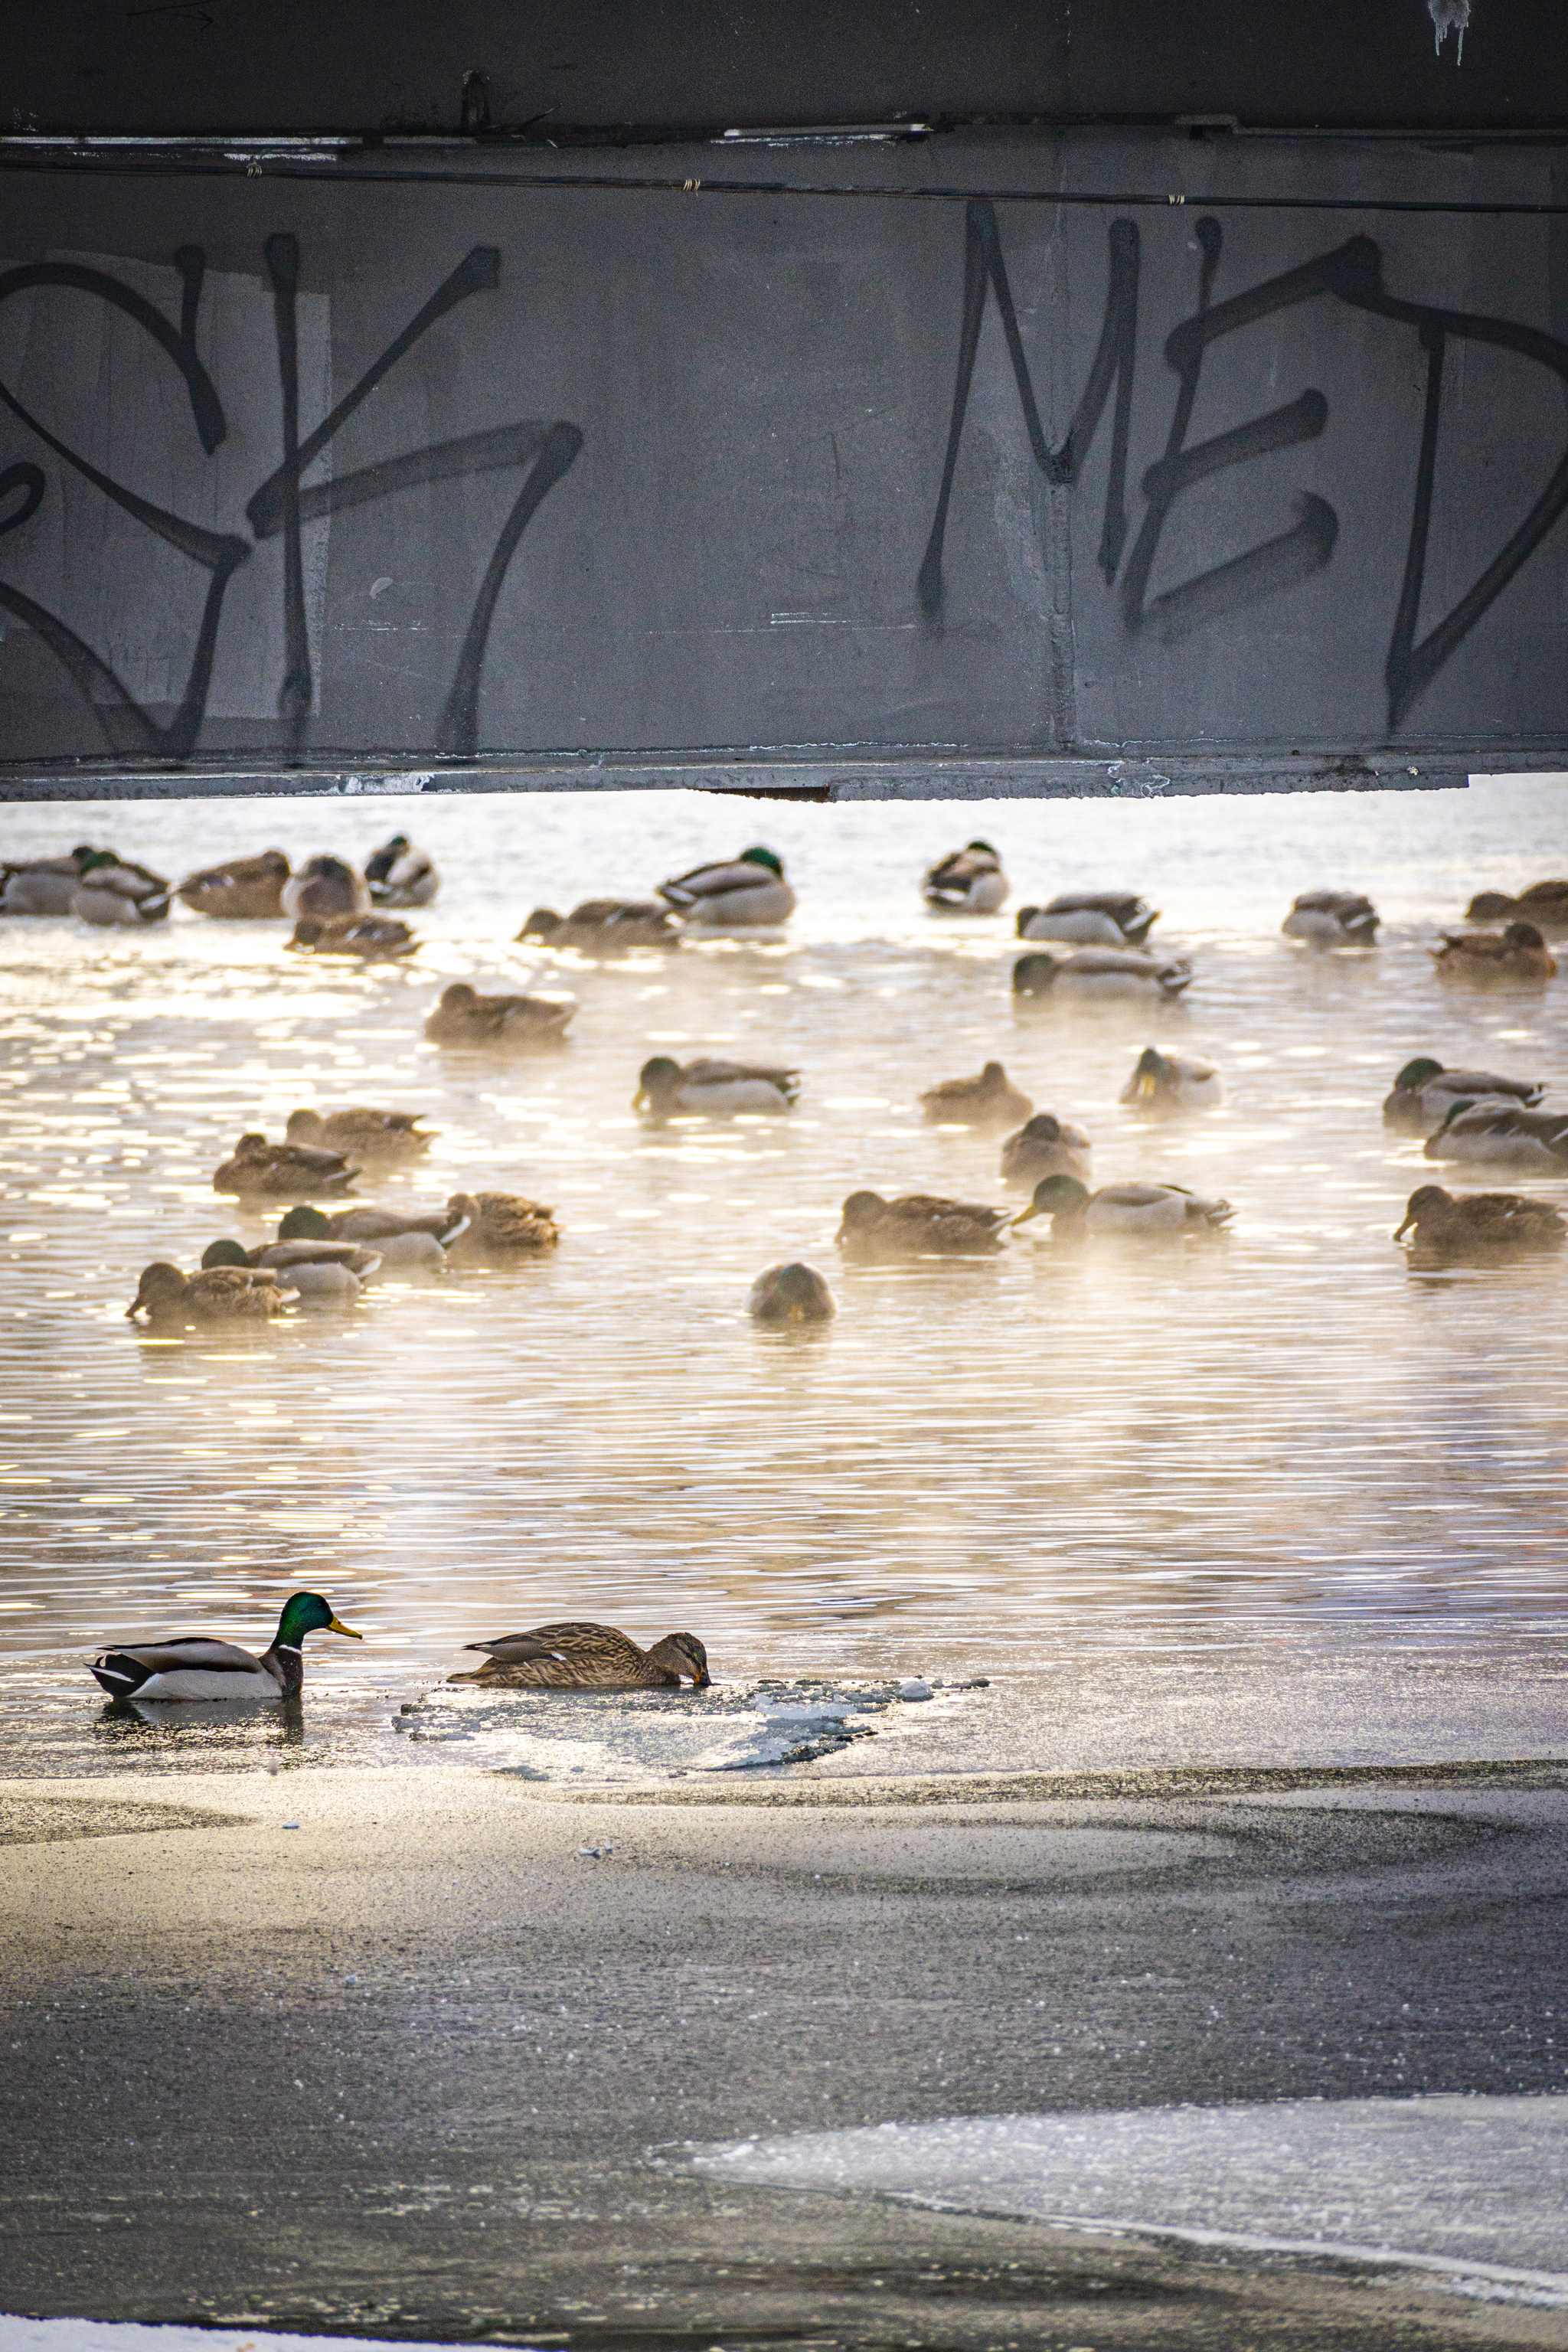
[0,776,1564,1773]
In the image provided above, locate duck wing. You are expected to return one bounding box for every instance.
[659,860,766,907]
[683,1057,798,1093]
[90,1636,270,1697]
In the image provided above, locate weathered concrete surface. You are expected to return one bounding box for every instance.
[2,1768,1566,2348]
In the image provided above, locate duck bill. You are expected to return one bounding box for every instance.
[1393,1214,1414,1240]
[328,1615,364,1640]
[1137,1074,1158,1099]
[1011,1204,1043,1225]
[632,1088,648,1110]
[691,1668,712,1690]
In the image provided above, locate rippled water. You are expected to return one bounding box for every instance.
[1,777,1565,1774]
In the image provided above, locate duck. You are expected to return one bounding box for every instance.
[1282,890,1379,946]
[176,850,290,920]
[920,1060,1033,1129]
[280,854,369,921]
[424,981,574,1048]
[126,1260,285,1323]
[364,835,439,907]
[1015,892,1158,946]
[923,841,1009,913]
[203,1232,383,1285]
[443,1190,560,1258]
[1395,1183,1566,1257]
[1014,948,1192,1001]
[1423,1100,1568,1171]
[286,1106,434,1160]
[999,1113,1093,1185]
[274,1203,451,1272]
[1382,1057,1544,1132]
[1432,923,1557,984]
[449,1622,710,1690]
[70,851,171,926]
[2,846,100,915]
[89,1589,362,1704]
[212,1133,359,1198]
[518,900,680,952]
[658,847,795,928]
[635,1056,799,1117]
[1015,1174,1234,1235]
[836,1190,1011,1261]
[288,912,416,959]
[749,1262,837,1322]
[302,1200,471,1249]
[1465,880,1568,932]
[1119,1047,1223,1112]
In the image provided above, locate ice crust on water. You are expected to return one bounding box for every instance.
[0,2328,488,2352]
[689,2094,1568,2302]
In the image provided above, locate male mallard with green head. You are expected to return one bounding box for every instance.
[90,1590,361,1703]
[364,835,440,906]
[1382,1057,1544,1132]
[999,1113,1093,1186]
[1015,1174,1234,1235]
[450,1622,710,1690]
[1,846,100,916]
[1014,949,1191,1001]
[1016,892,1158,946]
[1423,1101,1568,1171]
[923,841,1009,913]
[71,851,171,926]
[658,847,795,928]
[749,1263,836,1322]
[1282,890,1379,946]
[635,1056,799,1118]
[1119,1047,1223,1112]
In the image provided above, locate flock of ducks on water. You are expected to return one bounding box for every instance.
[39,829,1567,1707]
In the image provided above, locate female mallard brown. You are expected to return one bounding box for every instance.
[90,1589,361,1703]
[1016,892,1158,946]
[1432,923,1557,984]
[445,1191,560,1257]
[1465,880,1568,931]
[213,1134,359,1198]
[450,1622,710,1690]
[1119,1047,1223,1112]
[1395,1184,1566,1256]
[128,1261,285,1323]
[286,1106,434,1159]
[288,913,416,959]
[920,1061,1033,1129]
[425,981,574,1047]
[177,851,290,920]
[519,900,679,952]
[281,854,369,921]
[837,1191,1011,1261]
[999,1113,1093,1185]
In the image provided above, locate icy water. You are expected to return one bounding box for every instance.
[0,777,1565,1776]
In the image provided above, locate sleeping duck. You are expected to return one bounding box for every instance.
[658,847,795,928]
[201,1234,378,1302]
[213,1133,359,1198]
[425,982,574,1048]
[127,1260,285,1323]
[286,1107,434,1160]
[1016,1174,1233,1235]
[1465,880,1568,932]
[1432,923,1557,985]
[920,1061,1033,1129]
[635,1056,799,1117]
[364,835,439,906]
[749,1262,837,1322]
[449,1622,710,1690]
[1119,1047,1223,1112]
[288,913,416,959]
[519,900,680,952]
[1382,1057,1544,1132]
[177,851,290,920]
[923,841,1009,913]
[1016,893,1158,946]
[281,855,369,921]
[1014,948,1192,1001]
[275,1203,452,1272]
[1,847,99,915]
[1395,1184,1566,1257]
[837,1190,1011,1261]
[1423,1101,1568,1171]
[999,1113,1093,1185]
[71,851,171,926]
[1282,890,1379,946]
[89,1589,361,1704]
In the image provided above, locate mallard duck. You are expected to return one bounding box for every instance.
[658,847,795,928]
[999,1113,1093,1185]
[1282,889,1379,946]
[444,1190,560,1257]
[277,1203,452,1271]
[1382,1057,1543,1131]
[749,1262,836,1322]
[920,1061,1033,1129]
[1016,892,1158,946]
[1014,949,1192,1001]
[1432,923,1557,984]
[635,1056,799,1116]
[71,851,171,926]
[89,1589,361,1703]
[213,1133,359,1198]
[1016,1174,1234,1234]
[518,900,680,952]
[176,851,290,920]
[127,1260,285,1322]
[1119,1047,1223,1112]
[923,841,1009,913]
[1395,1184,1566,1256]
[2,846,99,915]
[202,1236,383,1298]
[280,854,369,921]
[288,913,416,959]
[364,835,439,906]
[1423,1100,1568,1170]
[424,981,574,1048]
[449,1622,710,1690]
[286,1106,434,1159]
[1465,880,1568,932]
[837,1190,1011,1261]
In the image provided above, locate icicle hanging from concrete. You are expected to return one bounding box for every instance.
[1428,0,1469,60]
